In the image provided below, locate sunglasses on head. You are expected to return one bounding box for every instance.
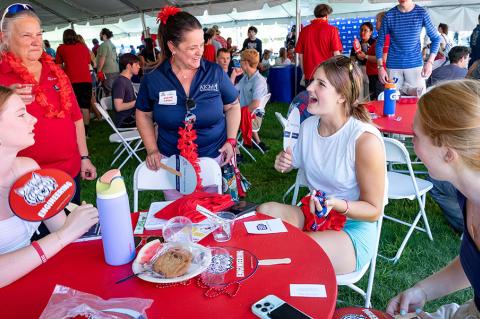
[1,3,35,32]
[333,56,356,100]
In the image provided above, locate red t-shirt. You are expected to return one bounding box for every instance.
[366,34,391,76]
[203,44,216,62]
[0,59,83,177]
[295,19,343,80]
[55,43,92,83]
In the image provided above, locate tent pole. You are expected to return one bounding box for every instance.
[70,22,74,30]
[294,0,300,96]
[140,12,147,37]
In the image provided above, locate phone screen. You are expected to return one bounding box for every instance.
[268,303,312,319]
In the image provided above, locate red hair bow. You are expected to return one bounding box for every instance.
[157,6,181,25]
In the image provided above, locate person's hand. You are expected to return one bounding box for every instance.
[81,158,97,180]
[378,67,389,84]
[145,149,162,171]
[97,71,106,82]
[386,286,428,316]
[219,142,234,166]
[309,192,334,216]
[231,67,243,78]
[274,147,293,173]
[421,62,433,78]
[356,51,366,60]
[57,202,99,243]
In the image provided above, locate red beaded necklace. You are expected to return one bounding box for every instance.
[1,51,73,118]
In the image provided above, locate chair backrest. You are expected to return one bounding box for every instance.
[94,102,120,134]
[257,93,271,112]
[384,137,411,164]
[291,169,309,205]
[133,157,223,211]
[132,83,140,95]
[100,96,113,111]
[275,112,287,129]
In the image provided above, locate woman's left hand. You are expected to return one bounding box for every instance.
[81,159,97,180]
[219,142,235,166]
[309,192,334,216]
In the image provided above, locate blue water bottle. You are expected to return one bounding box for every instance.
[96,169,135,266]
[383,81,398,117]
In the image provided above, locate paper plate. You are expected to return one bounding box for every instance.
[132,240,212,284]
[8,169,75,221]
[333,307,393,319]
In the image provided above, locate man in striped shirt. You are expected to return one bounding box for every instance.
[375,0,440,93]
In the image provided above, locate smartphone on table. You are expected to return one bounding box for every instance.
[251,295,313,319]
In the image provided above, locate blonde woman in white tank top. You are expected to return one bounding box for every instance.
[257,56,386,275]
[0,87,98,288]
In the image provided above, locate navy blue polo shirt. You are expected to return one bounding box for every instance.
[136,59,238,158]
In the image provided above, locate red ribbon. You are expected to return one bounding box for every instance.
[157,6,182,25]
[177,122,202,192]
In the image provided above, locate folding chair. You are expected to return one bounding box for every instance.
[133,157,223,211]
[284,169,384,307]
[238,93,271,162]
[337,217,383,308]
[94,103,143,169]
[381,137,433,263]
[100,96,113,111]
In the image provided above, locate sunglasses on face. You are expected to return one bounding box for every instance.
[134,236,164,249]
[1,3,35,33]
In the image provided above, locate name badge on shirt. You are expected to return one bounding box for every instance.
[158,90,177,105]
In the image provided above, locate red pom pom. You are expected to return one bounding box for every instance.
[157,6,182,25]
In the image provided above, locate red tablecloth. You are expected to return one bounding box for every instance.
[368,100,418,136]
[0,213,337,319]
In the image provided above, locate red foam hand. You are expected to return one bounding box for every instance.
[97,71,106,82]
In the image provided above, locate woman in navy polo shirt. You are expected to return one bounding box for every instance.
[135,7,240,198]
[387,80,480,318]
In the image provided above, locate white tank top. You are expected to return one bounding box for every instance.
[292,116,387,203]
[0,184,40,254]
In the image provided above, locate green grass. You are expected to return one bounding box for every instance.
[82,103,472,312]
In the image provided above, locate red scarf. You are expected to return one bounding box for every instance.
[300,195,346,231]
[240,106,254,146]
[177,122,202,191]
[1,51,73,118]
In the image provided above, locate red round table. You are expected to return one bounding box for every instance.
[0,213,337,318]
[368,99,418,136]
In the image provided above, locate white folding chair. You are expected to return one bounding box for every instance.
[94,102,143,169]
[238,93,271,162]
[275,112,287,129]
[337,217,383,308]
[381,137,433,263]
[282,169,308,205]
[100,96,113,111]
[133,157,223,211]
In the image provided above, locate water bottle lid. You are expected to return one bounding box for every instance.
[96,169,127,198]
[385,82,396,89]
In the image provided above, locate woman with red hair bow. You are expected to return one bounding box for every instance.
[135,6,241,200]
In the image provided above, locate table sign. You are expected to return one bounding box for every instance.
[244,218,288,234]
[9,169,75,221]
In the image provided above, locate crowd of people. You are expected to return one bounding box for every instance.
[0,1,479,318]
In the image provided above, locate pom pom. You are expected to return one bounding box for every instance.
[157,6,181,25]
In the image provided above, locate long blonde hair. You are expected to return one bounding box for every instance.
[418,79,480,170]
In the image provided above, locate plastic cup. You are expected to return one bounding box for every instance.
[162,216,193,243]
[212,212,235,242]
[15,84,35,105]
[201,246,231,287]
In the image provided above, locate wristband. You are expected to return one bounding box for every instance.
[31,241,47,264]
[81,155,91,160]
[226,138,237,148]
[341,199,350,215]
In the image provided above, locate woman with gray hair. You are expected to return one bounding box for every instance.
[0,3,96,207]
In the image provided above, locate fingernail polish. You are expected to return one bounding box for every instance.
[400,310,406,316]
[416,308,422,314]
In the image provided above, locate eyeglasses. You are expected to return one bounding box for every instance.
[134,236,164,249]
[0,3,35,33]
